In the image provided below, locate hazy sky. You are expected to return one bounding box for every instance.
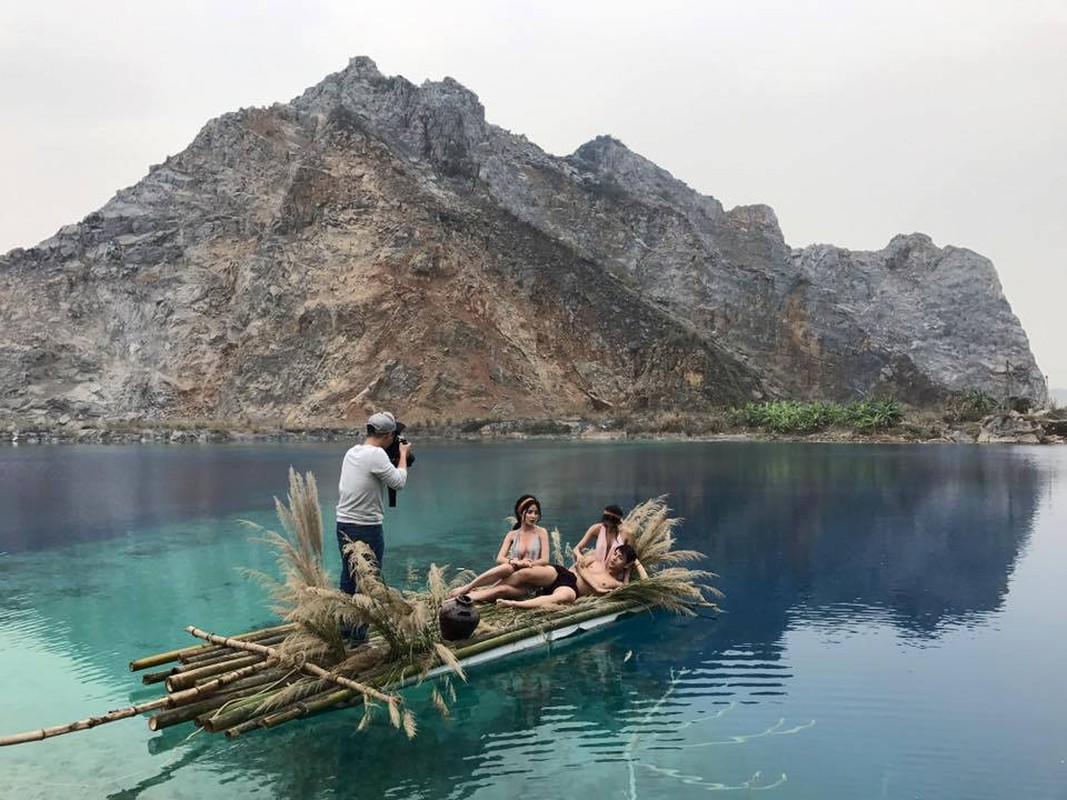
[2,1,1064,386]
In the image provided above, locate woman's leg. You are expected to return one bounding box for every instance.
[468,582,527,602]
[450,563,516,597]
[468,565,558,602]
[497,586,577,608]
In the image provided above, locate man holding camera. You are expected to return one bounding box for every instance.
[335,411,411,639]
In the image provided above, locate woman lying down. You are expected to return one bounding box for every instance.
[465,545,647,609]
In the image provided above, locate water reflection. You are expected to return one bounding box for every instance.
[677,444,1041,641]
[0,442,1059,800]
[136,624,810,798]
[0,444,338,553]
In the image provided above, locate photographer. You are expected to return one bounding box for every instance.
[335,411,411,643]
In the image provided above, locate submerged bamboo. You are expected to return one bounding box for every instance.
[199,680,320,734]
[224,687,353,738]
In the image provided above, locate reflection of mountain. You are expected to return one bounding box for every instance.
[0,443,340,552]
[2,441,1048,797]
[677,444,1041,638]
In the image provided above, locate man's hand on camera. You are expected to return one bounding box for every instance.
[398,440,411,462]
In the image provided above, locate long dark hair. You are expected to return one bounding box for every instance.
[513,494,541,529]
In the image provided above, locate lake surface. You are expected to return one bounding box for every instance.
[0,440,1064,799]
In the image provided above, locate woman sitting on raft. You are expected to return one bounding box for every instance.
[573,504,647,582]
[450,494,550,597]
[467,544,639,608]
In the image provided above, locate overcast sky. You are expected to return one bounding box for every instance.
[2,1,1064,387]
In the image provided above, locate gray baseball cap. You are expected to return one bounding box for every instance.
[367,411,398,433]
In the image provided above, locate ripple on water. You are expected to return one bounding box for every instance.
[0,605,122,715]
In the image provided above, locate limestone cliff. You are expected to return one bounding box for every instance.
[0,57,1045,426]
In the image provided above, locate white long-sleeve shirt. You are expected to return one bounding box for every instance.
[336,444,407,525]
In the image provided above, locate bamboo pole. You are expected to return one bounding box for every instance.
[165,658,281,706]
[128,623,295,671]
[185,627,399,707]
[198,678,330,734]
[149,678,287,731]
[147,639,282,686]
[224,688,354,738]
[3,601,638,746]
[217,603,631,738]
[0,696,173,747]
[177,633,289,667]
[141,666,179,685]
[200,695,276,734]
[259,689,351,728]
[165,654,265,692]
[190,666,290,698]
[221,716,275,739]
[140,648,255,685]
[2,652,298,744]
[196,603,635,737]
[148,669,294,733]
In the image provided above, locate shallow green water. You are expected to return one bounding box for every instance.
[1,440,1064,798]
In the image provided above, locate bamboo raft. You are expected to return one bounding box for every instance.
[0,476,717,748]
[137,601,636,739]
[0,600,643,746]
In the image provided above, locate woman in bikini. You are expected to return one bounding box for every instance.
[572,504,646,581]
[450,494,550,597]
[469,544,640,608]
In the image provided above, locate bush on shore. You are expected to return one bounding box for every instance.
[730,399,904,434]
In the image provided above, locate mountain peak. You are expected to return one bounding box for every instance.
[342,55,384,79]
[0,56,1047,426]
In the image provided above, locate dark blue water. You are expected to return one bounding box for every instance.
[1,441,1064,799]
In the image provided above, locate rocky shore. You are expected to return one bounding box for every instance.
[3,409,1064,446]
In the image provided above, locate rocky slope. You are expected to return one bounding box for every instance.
[0,57,1045,426]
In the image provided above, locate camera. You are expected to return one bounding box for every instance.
[384,422,415,507]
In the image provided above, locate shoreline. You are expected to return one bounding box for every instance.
[2,412,1064,446]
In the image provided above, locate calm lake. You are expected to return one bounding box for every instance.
[0,440,1064,799]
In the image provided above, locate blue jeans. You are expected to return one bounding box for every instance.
[336,522,384,642]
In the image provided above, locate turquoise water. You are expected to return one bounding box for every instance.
[1,441,1065,798]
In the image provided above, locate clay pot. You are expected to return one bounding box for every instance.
[439,594,480,641]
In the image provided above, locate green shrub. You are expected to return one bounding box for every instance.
[950,389,998,422]
[845,399,903,430]
[520,420,572,436]
[731,398,901,434]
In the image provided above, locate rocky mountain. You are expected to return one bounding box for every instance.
[0,57,1046,427]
